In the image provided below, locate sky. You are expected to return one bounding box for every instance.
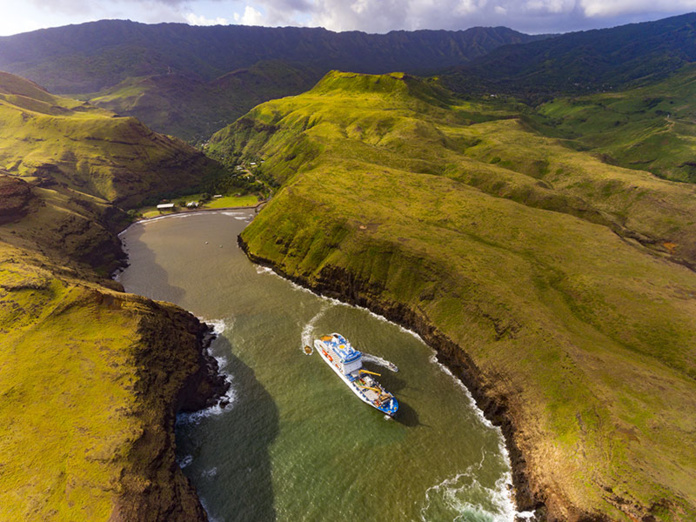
[0,0,694,37]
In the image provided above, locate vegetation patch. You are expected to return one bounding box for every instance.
[215,70,696,520]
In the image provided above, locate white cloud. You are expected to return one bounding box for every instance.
[186,13,229,25]
[2,0,696,36]
[236,5,265,25]
[525,0,574,14]
[580,0,696,17]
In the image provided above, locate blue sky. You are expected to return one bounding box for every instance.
[1,0,694,37]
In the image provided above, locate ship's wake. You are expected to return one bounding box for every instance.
[300,304,332,354]
[362,353,399,373]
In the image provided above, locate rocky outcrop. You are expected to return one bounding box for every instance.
[104,293,229,522]
[0,173,33,224]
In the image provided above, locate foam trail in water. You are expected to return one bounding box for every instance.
[361,353,399,372]
[426,354,538,520]
[177,454,193,469]
[199,497,220,522]
[246,260,534,519]
[300,304,333,353]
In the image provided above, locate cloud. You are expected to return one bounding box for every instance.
[579,0,696,17]
[234,5,265,25]
[186,13,229,25]
[301,0,696,33]
[7,0,696,35]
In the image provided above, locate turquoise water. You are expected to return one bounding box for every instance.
[118,210,521,522]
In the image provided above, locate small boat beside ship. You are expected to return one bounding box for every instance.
[314,333,399,417]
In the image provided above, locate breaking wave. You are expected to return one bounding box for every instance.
[420,451,534,522]
[176,317,235,426]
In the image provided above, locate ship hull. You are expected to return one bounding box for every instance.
[314,338,398,417]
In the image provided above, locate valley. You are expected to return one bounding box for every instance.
[0,74,230,520]
[0,11,695,521]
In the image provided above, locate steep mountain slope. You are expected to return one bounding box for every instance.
[528,64,696,183]
[0,20,544,140]
[210,71,696,520]
[0,21,543,94]
[0,73,228,520]
[88,61,320,142]
[0,71,224,206]
[443,12,696,99]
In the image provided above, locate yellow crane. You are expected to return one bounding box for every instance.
[359,369,381,377]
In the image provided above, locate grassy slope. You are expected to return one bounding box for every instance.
[0,245,209,521]
[87,61,321,142]
[0,73,226,520]
[531,64,696,183]
[442,12,696,100]
[211,71,696,520]
[0,71,225,206]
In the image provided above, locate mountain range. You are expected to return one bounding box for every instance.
[1,11,696,522]
[0,21,543,140]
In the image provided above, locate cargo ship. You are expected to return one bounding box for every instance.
[314,333,399,417]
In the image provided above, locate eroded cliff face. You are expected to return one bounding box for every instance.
[0,244,229,521]
[236,237,545,518]
[111,293,229,522]
[0,71,234,521]
[238,224,696,522]
[0,174,228,521]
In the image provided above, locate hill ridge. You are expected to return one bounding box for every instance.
[0,20,543,94]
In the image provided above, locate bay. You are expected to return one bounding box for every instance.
[118,210,520,522]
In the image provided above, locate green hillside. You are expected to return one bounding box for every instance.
[210,71,696,520]
[443,12,696,99]
[0,21,541,94]
[0,20,543,142]
[0,73,227,520]
[530,64,696,183]
[87,61,320,142]
[0,71,224,206]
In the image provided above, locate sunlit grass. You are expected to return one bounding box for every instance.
[217,71,696,518]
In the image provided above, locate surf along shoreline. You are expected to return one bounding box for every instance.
[118,207,537,520]
[236,234,543,520]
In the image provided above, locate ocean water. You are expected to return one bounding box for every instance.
[118,210,525,522]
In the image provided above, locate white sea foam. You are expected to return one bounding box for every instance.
[176,317,236,426]
[177,454,193,469]
[199,497,220,522]
[361,353,399,372]
[220,210,250,217]
[201,467,218,478]
[426,355,538,520]
[300,304,332,350]
[420,449,529,522]
[204,318,228,336]
[253,262,530,519]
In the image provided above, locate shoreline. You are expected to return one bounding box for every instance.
[117,204,263,239]
[237,234,544,520]
[118,209,538,519]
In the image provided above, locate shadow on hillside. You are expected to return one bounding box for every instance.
[175,334,279,521]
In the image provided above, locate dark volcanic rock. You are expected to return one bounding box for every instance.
[0,173,34,224]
